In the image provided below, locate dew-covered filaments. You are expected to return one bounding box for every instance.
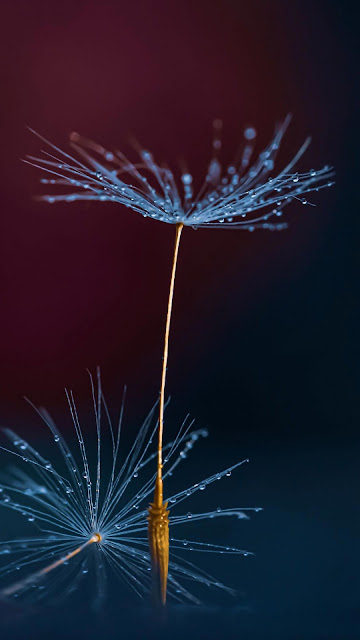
[0,372,260,605]
[25,115,333,231]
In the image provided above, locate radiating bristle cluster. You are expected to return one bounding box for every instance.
[25,115,334,231]
[0,372,260,605]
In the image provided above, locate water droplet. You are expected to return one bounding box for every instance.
[216,507,221,513]
[28,516,35,522]
[19,443,27,450]
[133,472,138,478]
[183,540,188,546]
[186,512,192,519]
[82,568,88,574]
[264,159,274,170]
[181,173,192,185]
[244,127,256,140]
[169,497,176,503]
[199,484,206,491]
[302,199,307,205]
[226,471,232,477]
[45,463,52,470]
[292,176,299,183]
[54,435,60,442]
[141,150,152,161]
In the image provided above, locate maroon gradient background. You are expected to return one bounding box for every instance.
[1,0,352,434]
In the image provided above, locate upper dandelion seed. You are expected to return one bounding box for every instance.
[25,114,334,232]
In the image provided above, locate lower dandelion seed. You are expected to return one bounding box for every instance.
[0,371,260,605]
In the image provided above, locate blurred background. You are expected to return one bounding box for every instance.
[0,0,358,638]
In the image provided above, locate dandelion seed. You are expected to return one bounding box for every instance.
[0,371,260,606]
[25,115,333,232]
[26,116,333,601]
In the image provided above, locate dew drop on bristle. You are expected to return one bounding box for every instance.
[244,127,256,140]
[181,173,192,185]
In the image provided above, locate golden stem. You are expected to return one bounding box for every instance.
[154,222,184,506]
[148,223,184,606]
[1,533,102,598]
